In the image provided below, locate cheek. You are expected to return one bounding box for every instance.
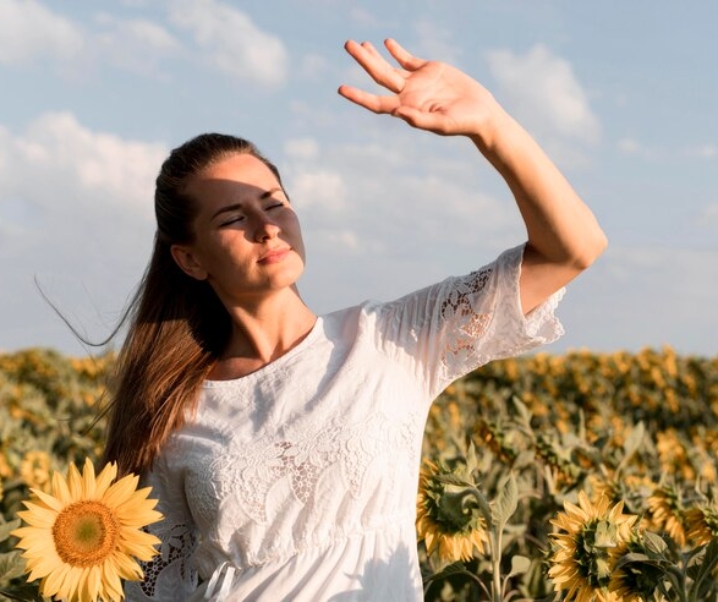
[206,237,252,272]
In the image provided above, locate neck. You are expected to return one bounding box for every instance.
[221,287,316,365]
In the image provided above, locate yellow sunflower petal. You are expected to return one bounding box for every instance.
[81,458,97,499]
[112,551,144,580]
[119,536,160,562]
[53,470,73,505]
[102,474,140,508]
[14,459,162,602]
[28,488,65,513]
[102,558,125,599]
[18,502,58,528]
[64,566,84,602]
[67,463,84,500]
[424,529,437,555]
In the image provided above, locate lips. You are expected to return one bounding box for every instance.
[258,247,291,264]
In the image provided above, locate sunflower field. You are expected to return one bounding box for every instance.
[2,346,718,601]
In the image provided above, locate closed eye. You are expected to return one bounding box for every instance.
[219,215,245,227]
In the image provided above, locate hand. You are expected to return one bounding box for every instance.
[338,39,502,139]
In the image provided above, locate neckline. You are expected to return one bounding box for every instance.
[203,316,323,387]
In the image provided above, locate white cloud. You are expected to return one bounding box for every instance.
[168,0,287,86]
[683,144,717,159]
[412,20,462,65]
[617,138,717,162]
[0,0,84,65]
[299,52,331,81]
[93,14,180,77]
[698,202,718,227]
[617,137,641,155]
[287,169,348,212]
[486,44,601,145]
[2,112,167,216]
[284,138,319,160]
[0,113,168,352]
[558,245,718,356]
[349,7,382,27]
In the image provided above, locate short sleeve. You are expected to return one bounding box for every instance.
[123,452,199,601]
[370,243,565,399]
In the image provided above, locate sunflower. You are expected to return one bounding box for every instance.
[647,485,686,547]
[416,460,488,563]
[12,458,162,602]
[548,491,637,602]
[608,534,665,602]
[685,503,718,546]
[20,450,52,492]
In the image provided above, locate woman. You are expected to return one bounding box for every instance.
[114,39,607,601]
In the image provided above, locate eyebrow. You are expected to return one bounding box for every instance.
[210,187,284,220]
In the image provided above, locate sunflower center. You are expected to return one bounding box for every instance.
[52,501,119,567]
[573,519,616,588]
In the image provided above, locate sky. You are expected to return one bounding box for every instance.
[0,0,716,358]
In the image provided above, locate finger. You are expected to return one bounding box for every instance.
[384,38,425,72]
[361,41,412,79]
[338,84,400,115]
[392,106,446,132]
[344,39,406,94]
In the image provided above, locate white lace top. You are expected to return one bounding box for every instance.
[124,244,564,602]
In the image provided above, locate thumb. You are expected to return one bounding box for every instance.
[392,106,440,130]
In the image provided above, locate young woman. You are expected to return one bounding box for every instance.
[113,39,607,601]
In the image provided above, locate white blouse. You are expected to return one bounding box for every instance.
[124,244,564,601]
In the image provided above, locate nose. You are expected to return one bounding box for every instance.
[254,215,280,242]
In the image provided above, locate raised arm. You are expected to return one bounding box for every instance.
[338,39,607,314]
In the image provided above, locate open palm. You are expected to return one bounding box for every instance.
[338,39,499,137]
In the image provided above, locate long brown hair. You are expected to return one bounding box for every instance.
[102,133,282,476]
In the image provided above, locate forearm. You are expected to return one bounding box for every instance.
[470,104,607,269]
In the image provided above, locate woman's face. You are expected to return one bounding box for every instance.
[171,153,306,307]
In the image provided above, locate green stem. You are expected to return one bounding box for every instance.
[491,529,502,602]
[688,545,718,602]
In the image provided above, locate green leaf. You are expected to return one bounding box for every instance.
[465,440,479,475]
[506,555,531,578]
[422,560,473,585]
[619,421,645,470]
[0,585,46,602]
[434,474,474,488]
[510,395,532,427]
[642,530,668,554]
[0,521,21,544]
[0,551,27,582]
[492,474,518,530]
[689,538,718,600]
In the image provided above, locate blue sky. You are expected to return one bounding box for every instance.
[1,0,716,357]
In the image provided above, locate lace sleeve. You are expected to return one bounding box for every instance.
[371,243,565,399]
[123,453,198,601]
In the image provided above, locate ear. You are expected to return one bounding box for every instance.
[170,244,208,281]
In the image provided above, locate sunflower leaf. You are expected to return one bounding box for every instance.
[506,554,531,578]
[0,585,45,602]
[510,395,532,428]
[492,474,518,530]
[0,550,27,582]
[642,530,668,554]
[0,520,21,543]
[618,421,645,471]
[688,539,718,600]
[423,560,474,584]
[434,474,473,488]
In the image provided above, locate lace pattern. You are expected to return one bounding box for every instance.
[439,267,493,373]
[130,244,565,599]
[187,411,419,528]
[138,524,197,597]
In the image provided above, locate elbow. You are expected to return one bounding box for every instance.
[572,229,608,271]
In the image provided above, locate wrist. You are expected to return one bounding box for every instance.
[468,101,515,154]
